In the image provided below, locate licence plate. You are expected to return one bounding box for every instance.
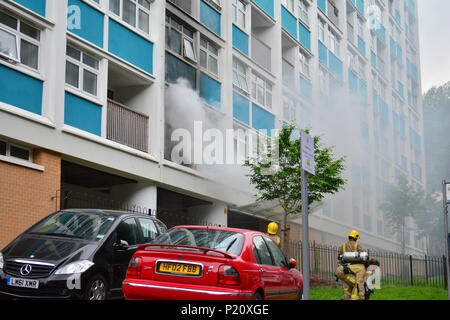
[158,262,201,276]
[7,277,39,289]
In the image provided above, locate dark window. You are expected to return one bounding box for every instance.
[253,236,273,266]
[0,141,6,155]
[116,218,140,246]
[165,52,197,89]
[154,219,167,234]
[138,218,158,243]
[10,145,29,160]
[263,236,288,268]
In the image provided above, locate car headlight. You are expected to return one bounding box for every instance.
[0,252,3,270]
[55,260,94,275]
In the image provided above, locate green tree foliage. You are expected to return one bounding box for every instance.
[244,124,346,251]
[423,81,450,193]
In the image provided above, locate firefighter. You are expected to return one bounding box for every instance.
[335,230,366,300]
[267,222,281,247]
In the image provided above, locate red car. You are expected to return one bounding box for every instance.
[122,225,303,300]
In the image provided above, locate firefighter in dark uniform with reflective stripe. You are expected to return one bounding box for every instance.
[335,230,366,300]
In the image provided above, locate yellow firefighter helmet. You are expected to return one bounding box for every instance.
[349,230,360,240]
[267,222,278,235]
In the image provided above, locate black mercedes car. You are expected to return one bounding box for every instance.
[0,209,167,300]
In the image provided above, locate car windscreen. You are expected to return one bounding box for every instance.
[152,228,244,256]
[28,211,117,242]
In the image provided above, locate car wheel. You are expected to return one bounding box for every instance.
[85,275,108,301]
[253,291,264,300]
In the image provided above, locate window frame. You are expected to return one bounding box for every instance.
[109,0,151,34]
[0,139,33,162]
[165,14,197,63]
[0,11,41,71]
[199,36,219,76]
[65,44,100,97]
[251,71,272,110]
[298,0,309,25]
[232,58,249,94]
[232,0,247,30]
[282,0,295,13]
[299,49,310,78]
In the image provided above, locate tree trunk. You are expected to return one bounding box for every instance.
[282,210,288,256]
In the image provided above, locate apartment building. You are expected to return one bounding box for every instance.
[0,0,425,254]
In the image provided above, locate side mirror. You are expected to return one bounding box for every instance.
[289,258,297,269]
[113,240,129,251]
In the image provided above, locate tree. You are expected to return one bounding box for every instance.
[379,174,426,256]
[244,124,346,253]
[423,81,450,193]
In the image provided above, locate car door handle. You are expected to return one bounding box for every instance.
[261,268,266,273]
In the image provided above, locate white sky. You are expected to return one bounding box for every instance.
[418,0,450,93]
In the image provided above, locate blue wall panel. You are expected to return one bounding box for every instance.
[317,0,327,14]
[356,0,364,15]
[329,51,343,79]
[13,0,46,16]
[371,51,377,68]
[68,0,104,48]
[252,0,274,18]
[109,19,154,74]
[318,41,328,65]
[281,6,297,39]
[200,0,221,36]
[300,76,312,101]
[252,104,274,135]
[349,70,358,92]
[64,92,102,136]
[200,73,221,109]
[233,91,250,125]
[299,22,311,51]
[0,65,42,115]
[359,80,367,103]
[232,24,249,56]
[357,36,366,56]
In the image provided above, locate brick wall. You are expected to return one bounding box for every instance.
[0,149,61,250]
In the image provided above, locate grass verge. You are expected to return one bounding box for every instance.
[310,285,448,300]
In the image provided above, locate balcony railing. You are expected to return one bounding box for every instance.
[107,99,149,153]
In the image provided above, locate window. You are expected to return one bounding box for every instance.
[282,0,295,13]
[232,0,246,29]
[318,18,325,43]
[0,140,6,156]
[232,58,248,93]
[65,45,100,96]
[109,0,151,34]
[264,236,288,268]
[116,218,140,246]
[283,96,297,123]
[253,236,273,265]
[0,140,32,161]
[0,11,40,70]
[168,0,192,14]
[165,15,196,62]
[319,67,328,93]
[138,218,158,243]
[328,30,340,56]
[298,0,309,25]
[282,59,295,89]
[299,50,310,77]
[251,72,272,109]
[200,37,219,76]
